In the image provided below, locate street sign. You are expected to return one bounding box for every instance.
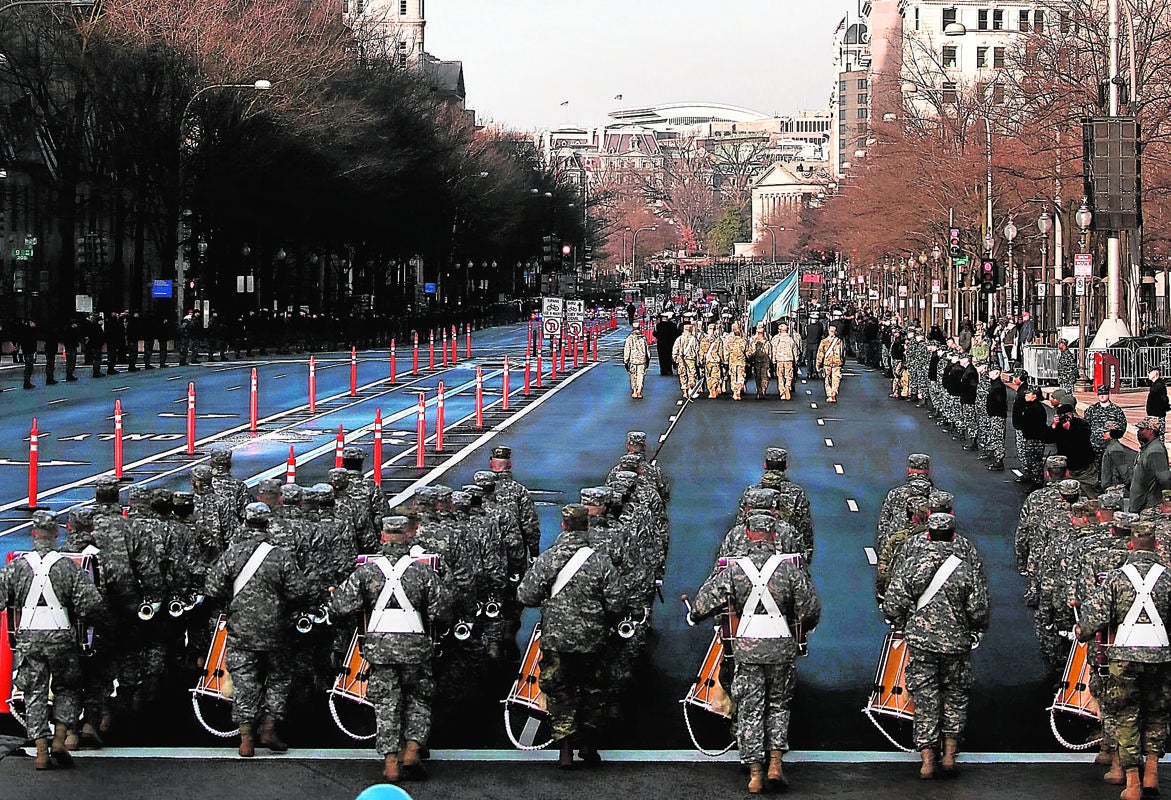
[1076,276,1087,296]
[424,282,437,294]
[1037,283,1047,298]
[541,296,563,338]
[10,248,32,261]
[151,279,173,299]
[868,289,879,300]
[945,308,953,320]
[1074,253,1093,277]
[565,300,584,336]
[898,285,907,298]
[931,280,941,292]
[953,255,969,266]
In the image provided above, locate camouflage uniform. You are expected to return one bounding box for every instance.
[203,508,312,730]
[517,509,624,747]
[689,531,821,767]
[342,448,390,545]
[462,484,523,657]
[769,326,800,401]
[1,513,107,754]
[699,325,724,398]
[815,330,846,401]
[882,514,990,754]
[490,446,541,559]
[1025,480,1084,673]
[328,523,450,759]
[876,455,934,554]
[191,465,233,560]
[672,324,701,397]
[608,431,671,505]
[622,326,651,398]
[749,325,771,398]
[329,468,377,556]
[1057,345,1079,393]
[874,487,931,599]
[209,447,252,524]
[1078,541,1171,772]
[1085,396,1128,458]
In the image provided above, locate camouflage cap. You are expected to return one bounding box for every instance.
[256,478,283,496]
[759,471,786,490]
[1139,416,1166,432]
[95,475,120,491]
[743,488,778,510]
[1095,384,1111,395]
[625,431,648,449]
[1045,455,1069,472]
[243,502,271,524]
[382,515,410,534]
[608,470,638,491]
[95,477,121,503]
[327,468,350,487]
[342,447,365,463]
[1099,492,1124,511]
[616,453,643,469]
[151,489,174,513]
[68,507,96,530]
[562,503,589,526]
[1132,521,1156,538]
[907,453,931,471]
[1058,479,1082,496]
[1070,502,1089,516]
[1113,511,1139,533]
[463,484,486,499]
[413,486,436,503]
[281,484,303,503]
[173,491,194,509]
[311,483,335,503]
[906,477,932,497]
[1162,489,1171,503]
[432,485,453,501]
[745,514,777,534]
[472,470,497,487]
[190,465,213,482]
[1083,499,1101,512]
[393,504,420,521]
[451,491,473,510]
[128,486,152,505]
[580,487,611,506]
[209,446,233,467]
[927,490,954,512]
[490,446,512,460]
[764,447,788,468]
[927,512,955,532]
[31,510,57,532]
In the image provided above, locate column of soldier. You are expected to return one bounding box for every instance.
[0,432,673,785]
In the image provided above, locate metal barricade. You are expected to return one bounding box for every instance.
[1085,346,1171,389]
[1021,345,1060,382]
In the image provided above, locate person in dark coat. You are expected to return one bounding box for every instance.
[653,312,679,376]
[1146,368,1169,441]
[985,368,1008,470]
[40,316,58,386]
[1044,402,1098,496]
[104,312,125,376]
[1015,383,1049,485]
[18,318,37,389]
[125,311,144,372]
[84,314,104,377]
[61,315,82,381]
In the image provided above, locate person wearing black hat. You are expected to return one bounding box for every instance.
[983,368,1008,470]
[1013,377,1049,485]
[653,312,678,377]
[1043,397,1097,496]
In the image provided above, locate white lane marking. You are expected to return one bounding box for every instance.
[1012,468,1023,477]
[167,375,182,381]
[824,438,834,447]
[817,419,825,426]
[834,464,844,474]
[677,399,684,406]
[274,374,286,379]
[48,398,68,405]
[847,498,859,512]
[226,386,241,392]
[800,380,807,384]
[810,403,818,409]
[864,546,877,564]
[806,390,812,395]
[112,386,129,392]
[658,434,667,443]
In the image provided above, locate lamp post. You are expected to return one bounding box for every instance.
[1075,199,1094,383]
[175,79,272,316]
[621,226,631,276]
[763,225,787,263]
[1037,210,1053,332]
[1004,219,1018,317]
[632,224,656,286]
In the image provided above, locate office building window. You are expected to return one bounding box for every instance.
[857,108,868,119]
[1019,10,1030,31]
[942,81,958,104]
[991,84,1005,104]
[400,0,408,14]
[839,108,847,120]
[839,80,848,93]
[993,47,1005,68]
[858,77,868,89]
[978,9,988,29]
[993,9,1004,29]
[942,45,958,68]
[1033,10,1044,31]
[943,7,957,28]
[858,93,868,105]
[977,46,989,68]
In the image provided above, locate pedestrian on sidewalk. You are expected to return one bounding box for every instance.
[1146,369,1169,441]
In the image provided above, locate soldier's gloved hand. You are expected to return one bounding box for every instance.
[409,545,426,557]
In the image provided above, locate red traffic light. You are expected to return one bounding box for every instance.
[561,244,572,255]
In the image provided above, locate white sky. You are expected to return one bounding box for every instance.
[426,0,856,131]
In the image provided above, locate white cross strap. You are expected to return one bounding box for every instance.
[916,555,963,611]
[551,547,595,597]
[367,555,424,634]
[20,552,70,631]
[1115,563,1170,648]
[735,554,792,640]
[233,542,274,598]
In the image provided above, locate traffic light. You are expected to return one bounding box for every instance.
[980,258,998,293]
[542,235,556,265]
[949,228,960,258]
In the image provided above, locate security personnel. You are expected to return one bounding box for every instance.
[984,367,1008,471]
[623,321,652,398]
[204,502,312,757]
[883,513,990,779]
[1077,522,1171,800]
[329,515,450,782]
[517,504,623,769]
[489,446,541,560]
[687,514,821,793]
[814,321,846,403]
[0,511,107,769]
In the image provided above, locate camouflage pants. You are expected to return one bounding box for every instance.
[541,649,606,743]
[775,362,794,399]
[80,646,116,724]
[976,399,990,446]
[1018,435,1045,479]
[677,359,698,395]
[704,363,723,397]
[729,363,747,394]
[367,660,434,756]
[752,358,770,397]
[224,646,292,724]
[891,363,909,397]
[986,417,1006,459]
[605,625,647,719]
[960,403,976,440]
[1108,660,1170,769]
[905,647,972,750]
[15,644,81,740]
[731,661,795,765]
[823,364,842,399]
[1033,608,1069,676]
[628,364,646,397]
[1089,661,1118,751]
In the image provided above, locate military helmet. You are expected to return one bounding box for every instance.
[68,507,96,531]
[209,446,233,468]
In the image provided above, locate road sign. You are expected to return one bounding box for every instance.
[424,282,437,294]
[10,248,32,261]
[1037,283,1047,298]
[953,255,969,266]
[931,279,941,292]
[565,299,584,337]
[1074,253,1093,277]
[151,279,173,299]
[541,296,563,337]
[1076,276,1087,296]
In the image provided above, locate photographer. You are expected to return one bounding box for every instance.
[1043,398,1097,498]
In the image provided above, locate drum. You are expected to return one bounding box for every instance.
[682,631,732,720]
[865,629,914,722]
[190,613,238,738]
[1051,640,1099,721]
[331,630,370,705]
[502,625,551,750]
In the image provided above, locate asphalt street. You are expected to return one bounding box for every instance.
[0,320,1119,798]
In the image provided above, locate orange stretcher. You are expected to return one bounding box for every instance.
[502,625,551,750]
[190,613,238,738]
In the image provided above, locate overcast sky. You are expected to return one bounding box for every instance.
[426,0,855,131]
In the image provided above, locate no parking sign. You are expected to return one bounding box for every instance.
[565,299,585,337]
[541,297,563,338]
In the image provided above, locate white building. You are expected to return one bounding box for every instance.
[347,0,426,68]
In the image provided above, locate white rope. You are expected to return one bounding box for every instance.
[862,706,914,753]
[190,691,239,739]
[502,702,552,751]
[327,692,375,742]
[1047,705,1103,752]
[7,694,24,728]
[680,701,735,757]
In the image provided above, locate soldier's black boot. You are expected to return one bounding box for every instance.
[962,437,978,451]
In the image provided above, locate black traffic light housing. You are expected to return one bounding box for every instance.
[542,235,556,265]
[949,228,960,258]
[980,258,998,293]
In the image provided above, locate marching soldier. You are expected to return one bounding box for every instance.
[882,513,990,780]
[700,323,724,399]
[687,514,821,793]
[518,504,623,769]
[489,446,541,560]
[191,465,233,558]
[876,454,935,554]
[1077,522,1171,800]
[329,468,375,555]
[329,515,451,782]
[607,431,670,505]
[671,320,701,398]
[814,321,846,403]
[622,321,651,399]
[204,502,312,757]
[749,322,771,399]
[209,447,251,523]
[874,482,932,600]
[0,511,107,769]
[722,321,748,401]
[342,446,389,537]
[769,320,800,401]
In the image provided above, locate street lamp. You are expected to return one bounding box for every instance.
[1075,199,1093,385]
[1038,210,1053,330]
[763,225,786,263]
[632,224,657,285]
[622,226,631,275]
[1004,219,1018,316]
[175,78,273,315]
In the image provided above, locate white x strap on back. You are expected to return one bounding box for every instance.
[736,554,791,639]
[551,547,595,597]
[368,555,424,634]
[916,555,963,611]
[1116,563,1170,648]
[233,542,274,598]
[20,552,70,631]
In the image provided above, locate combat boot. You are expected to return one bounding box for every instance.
[238,723,255,758]
[64,727,79,751]
[747,762,766,793]
[1096,747,1115,766]
[51,724,73,768]
[401,739,427,779]
[79,722,103,749]
[919,747,936,779]
[557,738,574,770]
[1143,754,1159,793]
[962,437,978,451]
[34,738,51,770]
[767,750,788,790]
[383,752,400,782]
[257,713,288,752]
[1121,767,1142,800]
[940,737,959,777]
[1105,753,1124,784]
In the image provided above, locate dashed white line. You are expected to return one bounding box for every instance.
[226,386,241,391]
[810,403,818,409]
[816,419,825,426]
[48,398,68,405]
[824,438,834,448]
[274,374,286,380]
[806,390,812,395]
[658,433,668,443]
[1012,468,1023,477]
[834,464,844,474]
[864,546,877,564]
[847,498,859,512]
[668,415,677,423]
[167,375,182,381]
[112,386,129,392]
